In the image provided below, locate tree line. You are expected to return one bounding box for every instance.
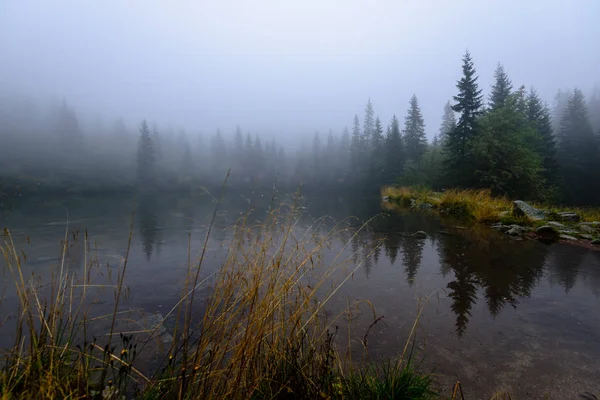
[134,51,600,203]
[1,50,599,204]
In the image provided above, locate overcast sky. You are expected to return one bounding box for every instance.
[1,0,599,140]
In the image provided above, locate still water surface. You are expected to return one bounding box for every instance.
[2,193,600,398]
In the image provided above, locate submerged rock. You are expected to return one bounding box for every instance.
[512,200,548,221]
[559,234,578,241]
[491,223,510,233]
[412,231,427,239]
[557,211,580,222]
[536,225,559,237]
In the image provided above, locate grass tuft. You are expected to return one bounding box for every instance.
[0,189,438,399]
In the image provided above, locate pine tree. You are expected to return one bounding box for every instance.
[384,115,404,183]
[446,50,484,187]
[372,117,384,151]
[588,85,600,133]
[552,89,570,134]
[137,120,156,188]
[234,125,244,159]
[55,99,82,151]
[421,135,444,189]
[526,88,559,192]
[370,116,385,185]
[350,114,364,180]
[338,127,350,183]
[439,101,456,146]
[473,92,543,198]
[403,94,427,165]
[350,114,362,164]
[151,123,162,164]
[489,63,513,110]
[363,99,375,150]
[556,89,600,204]
[312,131,321,183]
[210,129,228,179]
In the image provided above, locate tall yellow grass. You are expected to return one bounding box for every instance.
[0,189,437,399]
[383,186,513,223]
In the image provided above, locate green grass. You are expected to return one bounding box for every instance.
[341,361,438,400]
[0,189,440,399]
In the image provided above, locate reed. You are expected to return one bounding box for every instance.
[0,190,438,399]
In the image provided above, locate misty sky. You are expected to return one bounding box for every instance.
[1,0,599,140]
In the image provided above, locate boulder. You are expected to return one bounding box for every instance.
[506,226,523,236]
[419,202,434,210]
[547,221,566,229]
[559,234,578,241]
[535,225,559,237]
[512,200,548,221]
[382,196,389,202]
[578,234,594,240]
[559,229,579,235]
[592,239,600,245]
[579,224,597,233]
[412,231,427,239]
[557,212,580,222]
[492,224,510,233]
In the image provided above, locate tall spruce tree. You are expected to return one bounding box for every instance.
[439,101,456,146]
[384,115,404,183]
[556,89,600,204]
[312,131,321,183]
[55,99,83,152]
[552,89,570,134]
[363,99,375,151]
[338,127,351,182]
[137,120,156,188]
[350,114,363,178]
[370,116,385,185]
[588,85,600,133]
[446,50,484,187]
[526,88,559,192]
[403,94,427,165]
[473,92,543,198]
[489,63,513,110]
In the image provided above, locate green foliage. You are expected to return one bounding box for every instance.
[556,89,600,205]
[403,94,427,166]
[384,115,405,184]
[445,50,484,188]
[137,120,156,189]
[438,101,456,147]
[526,88,559,193]
[472,92,544,199]
[489,63,513,110]
[363,98,375,146]
[341,361,438,400]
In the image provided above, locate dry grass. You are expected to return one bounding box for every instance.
[383,186,514,223]
[0,187,438,399]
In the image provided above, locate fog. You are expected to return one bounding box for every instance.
[2,0,599,135]
[1,1,600,204]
